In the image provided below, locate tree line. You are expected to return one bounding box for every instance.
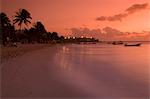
[0,8,99,46]
[0,8,64,46]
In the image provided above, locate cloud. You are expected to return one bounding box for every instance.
[96,14,128,21]
[96,16,107,21]
[96,3,149,21]
[70,27,150,41]
[71,27,102,38]
[102,27,124,36]
[125,3,148,14]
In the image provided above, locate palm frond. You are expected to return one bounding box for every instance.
[13,9,32,28]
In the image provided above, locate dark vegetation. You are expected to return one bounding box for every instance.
[0,9,98,46]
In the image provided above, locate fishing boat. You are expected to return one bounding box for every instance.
[124,43,141,46]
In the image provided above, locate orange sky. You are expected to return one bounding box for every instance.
[2,0,150,37]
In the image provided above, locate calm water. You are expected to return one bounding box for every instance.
[52,43,149,98]
[2,43,150,98]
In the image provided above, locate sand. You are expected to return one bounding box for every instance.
[0,44,51,63]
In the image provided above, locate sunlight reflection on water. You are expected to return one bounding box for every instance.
[52,43,149,97]
[56,43,149,71]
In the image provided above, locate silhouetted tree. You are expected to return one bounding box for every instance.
[60,36,64,40]
[0,12,15,45]
[0,12,11,27]
[13,9,32,30]
[33,21,47,43]
[0,10,68,45]
[51,32,59,41]
[26,27,37,43]
[47,32,52,40]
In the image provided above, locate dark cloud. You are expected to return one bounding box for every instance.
[126,3,148,14]
[96,13,128,21]
[96,3,149,22]
[107,13,128,21]
[96,16,107,21]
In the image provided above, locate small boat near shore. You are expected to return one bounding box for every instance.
[124,43,141,46]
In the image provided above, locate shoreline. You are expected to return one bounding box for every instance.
[0,44,51,63]
[1,42,149,63]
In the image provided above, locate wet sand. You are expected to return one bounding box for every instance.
[1,44,51,63]
[1,44,149,99]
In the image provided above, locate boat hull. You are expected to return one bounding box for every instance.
[124,43,141,46]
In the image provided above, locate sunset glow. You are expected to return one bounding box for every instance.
[1,0,150,98]
[2,0,150,40]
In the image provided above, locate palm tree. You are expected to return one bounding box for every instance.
[13,9,32,30]
[0,12,11,27]
[0,12,12,45]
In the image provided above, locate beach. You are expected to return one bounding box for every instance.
[1,44,51,63]
[1,43,149,98]
[1,0,150,98]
